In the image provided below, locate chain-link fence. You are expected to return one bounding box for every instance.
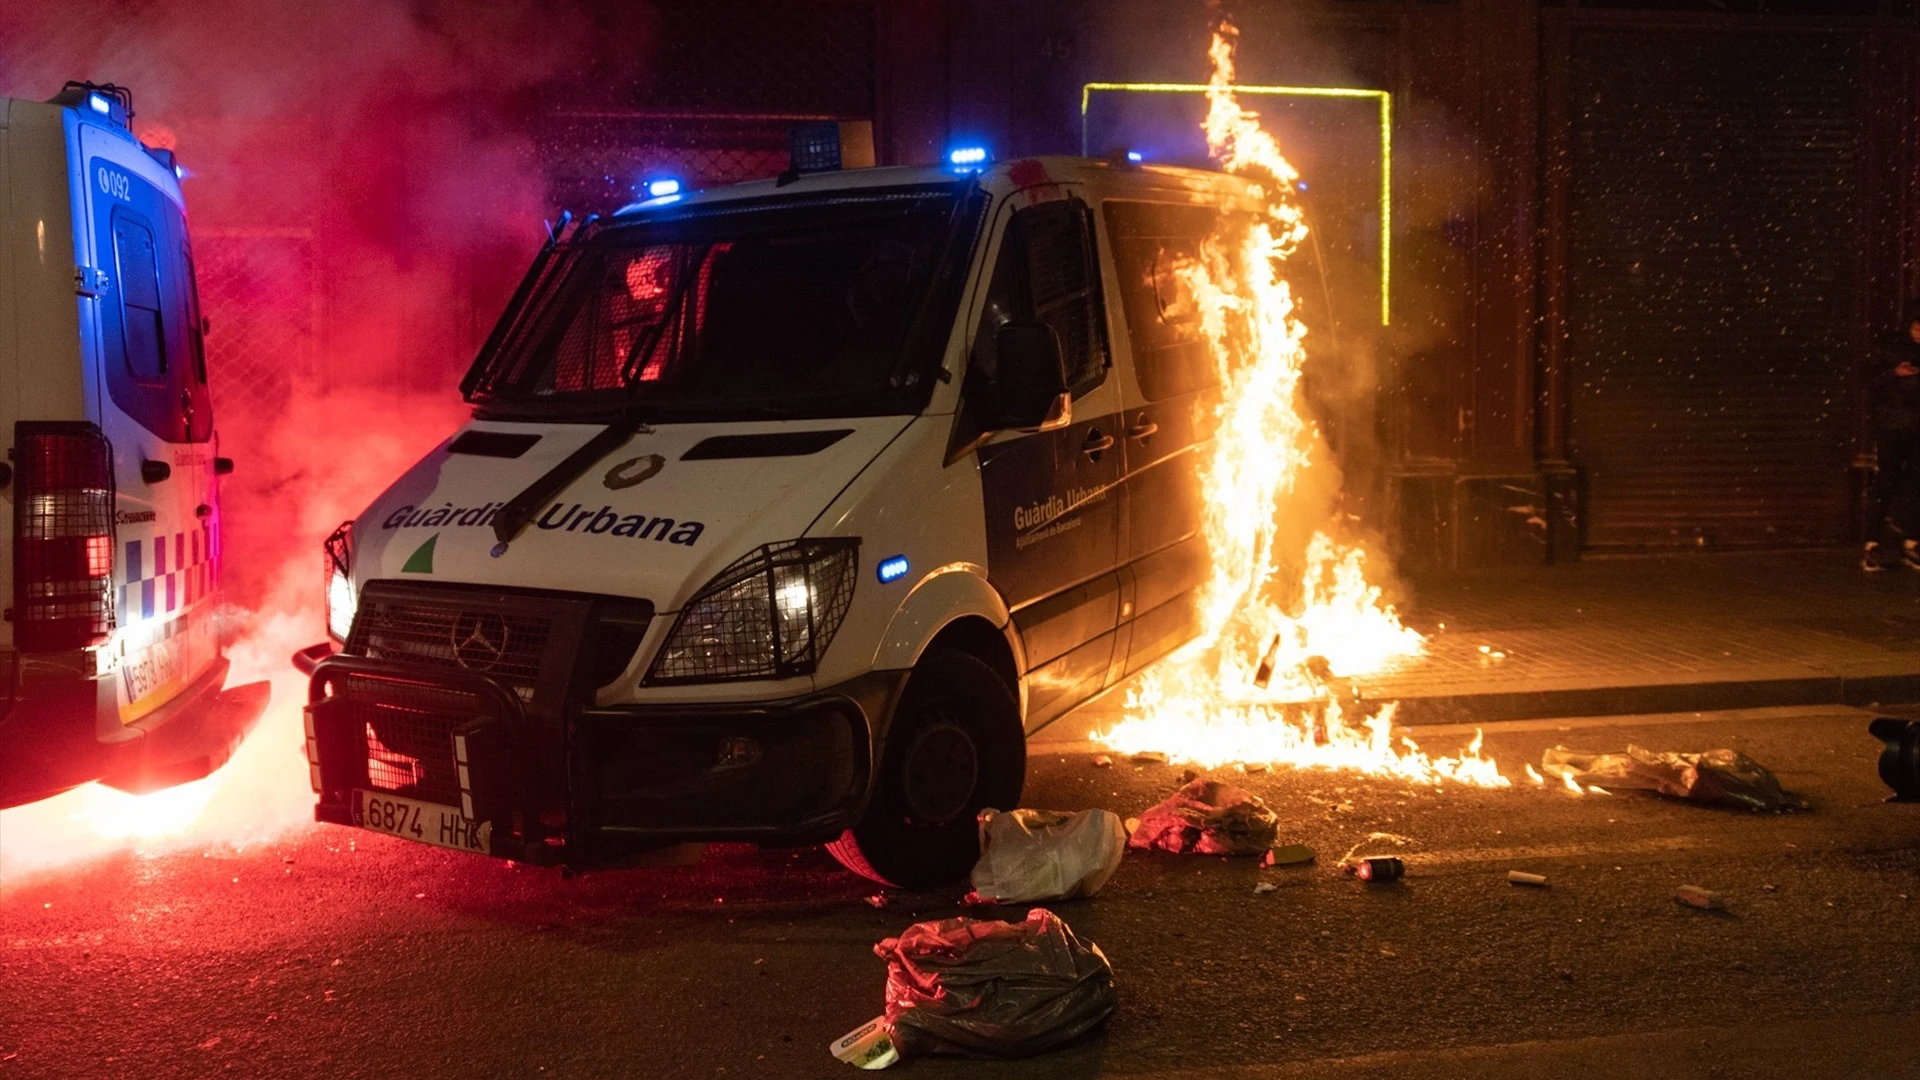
[196,226,318,423]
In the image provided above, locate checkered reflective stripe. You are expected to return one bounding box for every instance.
[120,526,215,625]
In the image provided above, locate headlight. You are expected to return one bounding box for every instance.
[324,521,356,643]
[646,538,859,684]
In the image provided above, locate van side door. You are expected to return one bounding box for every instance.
[970,192,1126,730]
[1102,200,1222,675]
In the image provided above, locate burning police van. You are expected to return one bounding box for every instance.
[298,152,1254,886]
[0,84,267,808]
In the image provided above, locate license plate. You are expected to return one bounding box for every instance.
[353,789,492,855]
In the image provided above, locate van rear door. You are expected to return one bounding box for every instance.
[76,124,220,722]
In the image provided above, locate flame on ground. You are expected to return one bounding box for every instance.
[1095,23,1506,788]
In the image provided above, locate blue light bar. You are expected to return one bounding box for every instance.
[876,555,910,584]
[1126,150,1144,163]
[948,146,988,167]
[646,177,682,198]
[88,93,111,115]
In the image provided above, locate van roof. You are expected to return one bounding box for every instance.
[612,154,1261,218]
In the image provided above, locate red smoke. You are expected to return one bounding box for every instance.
[0,0,597,880]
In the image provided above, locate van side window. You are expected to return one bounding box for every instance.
[971,198,1110,400]
[112,213,167,385]
[1102,201,1221,401]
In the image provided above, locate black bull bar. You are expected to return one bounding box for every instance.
[304,652,894,869]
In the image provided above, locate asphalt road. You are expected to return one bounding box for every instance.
[3,704,1918,1079]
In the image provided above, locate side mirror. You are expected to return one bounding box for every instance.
[987,321,1072,432]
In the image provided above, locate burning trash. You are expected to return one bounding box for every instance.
[842,909,1114,1065]
[1541,745,1807,813]
[1127,778,1278,856]
[967,808,1127,905]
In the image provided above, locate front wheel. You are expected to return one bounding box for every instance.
[827,647,1025,889]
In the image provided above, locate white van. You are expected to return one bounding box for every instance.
[0,84,266,808]
[298,153,1254,885]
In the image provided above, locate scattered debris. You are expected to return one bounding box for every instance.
[1253,882,1279,895]
[1262,844,1316,867]
[1507,871,1549,888]
[1127,779,1279,856]
[1091,754,1113,768]
[830,1016,899,1070]
[865,895,889,909]
[1130,751,1169,765]
[1239,760,1269,774]
[1179,768,1199,784]
[867,909,1114,1062]
[1868,718,1920,800]
[1675,884,1724,911]
[1337,832,1418,864]
[1348,856,1404,883]
[1123,817,1141,836]
[1556,968,1575,982]
[1542,745,1808,812]
[967,808,1126,905]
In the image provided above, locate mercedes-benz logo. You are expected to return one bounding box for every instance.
[450,612,510,671]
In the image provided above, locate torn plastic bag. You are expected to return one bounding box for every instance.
[1127,778,1279,855]
[1542,744,1807,812]
[969,808,1127,905]
[874,908,1115,1060]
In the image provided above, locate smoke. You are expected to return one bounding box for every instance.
[0,0,598,881]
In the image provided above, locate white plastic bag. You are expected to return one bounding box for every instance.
[967,808,1126,904]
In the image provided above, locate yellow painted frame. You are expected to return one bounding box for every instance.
[1080,81,1393,326]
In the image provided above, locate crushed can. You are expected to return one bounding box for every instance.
[1352,856,1404,883]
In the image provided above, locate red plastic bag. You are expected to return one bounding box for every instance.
[874,908,1115,1059]
[1127,778,1279,855]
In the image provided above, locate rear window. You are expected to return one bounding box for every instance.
[112,214,167,385]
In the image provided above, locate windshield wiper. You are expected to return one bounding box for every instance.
[491,417,652,547]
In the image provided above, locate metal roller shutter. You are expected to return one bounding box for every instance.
[1566,28,1864,549]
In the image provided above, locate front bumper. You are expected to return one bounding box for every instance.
[304,647,905,869]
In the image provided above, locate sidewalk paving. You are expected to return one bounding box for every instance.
[1363,550,1920,722]
[1040,549,1920,740]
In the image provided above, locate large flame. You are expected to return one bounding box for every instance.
[1096,24,1506,788]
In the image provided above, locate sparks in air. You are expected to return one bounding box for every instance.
[1095,22,1507,789]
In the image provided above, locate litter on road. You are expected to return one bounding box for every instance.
[1541,744,1808,812]
[1349,856,1405,883]
[1091,754,1113,768]
[1253,882,1279,895]
[1676,884,1725,910]
[1130,751,1169,765]
[1507,870,1549,887]
[1262,844,1316,867]
[967,808,1126,905]
[866,908,1114,1062]
[1127,778,1280,856]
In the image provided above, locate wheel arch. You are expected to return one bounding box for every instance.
[869,562,1025,717]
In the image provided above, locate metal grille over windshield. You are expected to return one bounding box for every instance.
[466,186,981,422]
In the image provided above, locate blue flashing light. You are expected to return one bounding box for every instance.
[645,177,682,199]
[1297,181,1309,192]
[948,146,988,167]
[876,555,910,584]
[88,93,111,115]
[173,163,185,180]
[1126,150,1144,163]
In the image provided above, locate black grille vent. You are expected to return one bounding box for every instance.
[346,585,554,700]
[681,430,852,460]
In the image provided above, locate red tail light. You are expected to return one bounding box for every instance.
[14,422,116,651]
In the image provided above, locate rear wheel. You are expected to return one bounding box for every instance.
[827,647,1025,889]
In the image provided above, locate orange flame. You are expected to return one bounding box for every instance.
[1095,22,1505,788]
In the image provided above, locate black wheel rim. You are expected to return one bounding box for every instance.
[898,709,979,826]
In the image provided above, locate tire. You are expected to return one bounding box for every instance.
[827,647,1025,889]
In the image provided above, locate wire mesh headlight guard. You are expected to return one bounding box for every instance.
[645,538,860,685]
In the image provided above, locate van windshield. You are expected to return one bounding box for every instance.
[466,185,983,422]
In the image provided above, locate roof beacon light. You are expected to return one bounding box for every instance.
[876,555,910,584]
[88,93,111,115]
[948,146,989,170]
[645,177,682,199]
[1126,150,1144,162]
